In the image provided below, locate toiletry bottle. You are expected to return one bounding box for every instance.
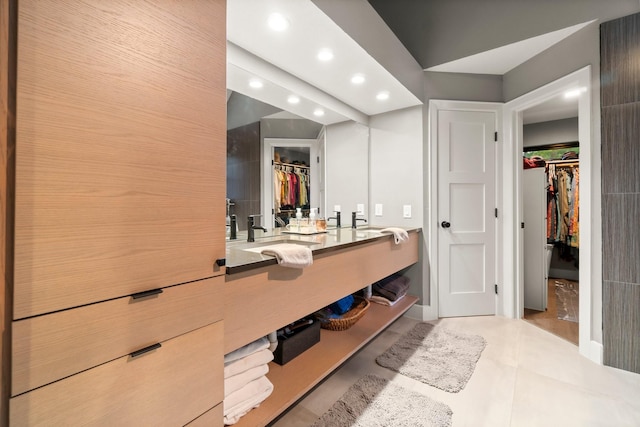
[309,208,317,233]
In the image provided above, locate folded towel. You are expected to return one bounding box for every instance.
[380,227,409,244]
[224,337,269,364]
[224,348,274,378]
[224,364,269,397]
[262,243,313,268]
[369,294,405,307]
[373,275,410,301]
[224,376,274,425]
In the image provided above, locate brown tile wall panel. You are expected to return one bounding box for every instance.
[601,12,640,107]
[601,103,640,194]
[602,194,640,284]
[603,281,640,374]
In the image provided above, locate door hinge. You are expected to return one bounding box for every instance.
[495,284,498,294]
[521,222,525,229]
[317,156,320,163]
[495,208,498,218]
[271,159,274,165]
[494,131,498,142]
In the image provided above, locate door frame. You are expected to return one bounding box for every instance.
[428,100,503,319]
[503,65,602,364]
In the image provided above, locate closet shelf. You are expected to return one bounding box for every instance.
[232,295,419,427]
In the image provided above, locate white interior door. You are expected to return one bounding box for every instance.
[438,110,497,317]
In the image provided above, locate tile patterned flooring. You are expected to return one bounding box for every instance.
[270,315,640,427]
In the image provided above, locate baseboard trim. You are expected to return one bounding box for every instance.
[404,303,438,321]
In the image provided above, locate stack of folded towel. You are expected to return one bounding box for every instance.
[370,274,410,306]
[223,337,274,425]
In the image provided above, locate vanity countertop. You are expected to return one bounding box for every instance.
[225,226,421,274]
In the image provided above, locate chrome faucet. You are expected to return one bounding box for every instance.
[352,211,367,229]
[247,215,267,242]
[327,211,341,228]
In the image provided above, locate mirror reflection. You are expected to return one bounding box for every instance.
[226,91,325,235]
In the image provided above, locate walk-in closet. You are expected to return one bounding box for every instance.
[522,116,580,345]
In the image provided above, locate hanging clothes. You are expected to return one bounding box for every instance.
[546,163,579,248]
[273,162,310,212]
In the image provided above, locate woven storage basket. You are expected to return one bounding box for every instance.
[318,296,370,331]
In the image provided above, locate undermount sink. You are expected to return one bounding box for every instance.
[242,239,317,254]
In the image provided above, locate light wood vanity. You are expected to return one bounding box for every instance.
[224,229,420,426]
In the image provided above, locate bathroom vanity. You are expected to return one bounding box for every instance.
[224,227,420,426]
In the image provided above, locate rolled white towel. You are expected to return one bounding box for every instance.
[224,348,273,378]
[224,337,269,364]
[380,227,409,244]
[262,244,313,268]
[224,376,274,425]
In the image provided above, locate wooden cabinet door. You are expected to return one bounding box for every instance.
[14,0,227,319]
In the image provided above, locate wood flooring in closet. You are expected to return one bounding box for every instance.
[523,278,579,345]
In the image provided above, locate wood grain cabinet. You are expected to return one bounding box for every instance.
[11,0,227,425]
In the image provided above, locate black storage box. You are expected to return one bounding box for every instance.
[273,319,321,365]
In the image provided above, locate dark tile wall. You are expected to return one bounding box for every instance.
[227,122,261,231]
[600,12,640,374]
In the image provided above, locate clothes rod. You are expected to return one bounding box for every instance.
[274,161,309,168]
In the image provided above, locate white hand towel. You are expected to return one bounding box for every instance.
[224,348,274,378]
[380,227,409,244]
[261,244,313,268]
[224,336,269,364]
[223,375,274,425]
[369,294,405,307]
[224,364,269,397]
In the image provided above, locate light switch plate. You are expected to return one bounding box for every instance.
[356,204,365,215]
[403,205,412,218]
[334,205,341,213]
[375,204,383,216]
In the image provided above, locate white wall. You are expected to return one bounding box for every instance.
[324,121,369,220]
[369,106,423,228]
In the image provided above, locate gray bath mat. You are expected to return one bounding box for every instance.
[376,323,486,393]
[311,374,452,427]
[555,280,579,322]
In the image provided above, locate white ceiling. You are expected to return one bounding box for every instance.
[523,93,579,125]
[226,0,422,125]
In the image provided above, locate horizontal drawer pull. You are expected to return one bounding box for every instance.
[131,288,163,300]
[130,343,162,358]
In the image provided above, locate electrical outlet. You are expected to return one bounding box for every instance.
[403,205,412,218]
[334,205,341,213]
[356,204,365,215]
[375,204,383,216]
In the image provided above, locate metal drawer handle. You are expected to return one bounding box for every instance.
[131,288,163,300]
[130,343,162,358]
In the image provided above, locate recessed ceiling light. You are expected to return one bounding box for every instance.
[351,74,366,85]
[564,87,587,99]
[376,91,390,101]
[287,95,300,104]
[317,48,334,61]
[267,13,289,32]
[313,108,325,117]
[249,79,263,89]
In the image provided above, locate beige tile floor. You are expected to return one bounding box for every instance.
[269,315,640,427]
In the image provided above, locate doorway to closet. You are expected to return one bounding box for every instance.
[523,142,580,345]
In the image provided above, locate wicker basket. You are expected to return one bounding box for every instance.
[317,296,370,331]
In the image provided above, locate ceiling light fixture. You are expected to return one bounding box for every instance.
[376,91,390,101]
[287,95,300,104]
[563,87,587,99]
[249,79,263,89]
[351,74,366,85]
[313,108,325,117]
[317,48,334,61]
[267,13,289,32]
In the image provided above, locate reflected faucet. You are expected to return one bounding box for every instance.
[352,211,367,229]
[327,211,341,228]
[247,214,267,242]
[229,214,237,240]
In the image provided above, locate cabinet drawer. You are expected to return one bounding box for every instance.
[186,403,223,427]
[10,321,224,426]
[12,276,223,396]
